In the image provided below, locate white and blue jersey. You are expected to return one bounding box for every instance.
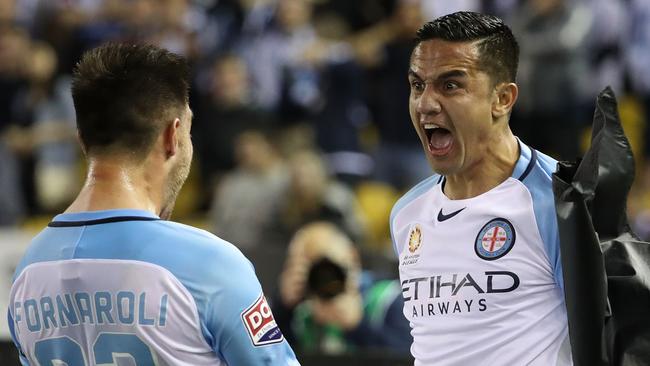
[8,209,300,366]
[390,142,572,365]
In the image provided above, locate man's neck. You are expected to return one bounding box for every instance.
[443,132,520,200]
[65,159,162,215]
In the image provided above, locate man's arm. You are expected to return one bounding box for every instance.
[203,246,301,365]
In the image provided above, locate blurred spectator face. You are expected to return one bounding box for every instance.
[159,0,188,28]
[313,13,349,40]
[100,0,128,21]
[394,0,424,36]
[284,222,360,299]
[27,42,57,84]
[210,55,250,106]
[530,0,563,15]
[290,222,360,274]
[127,0,157,29]
[280,221,363,325]
[0,0,16,23]
[0,27,30,76]
[289,150,327,200]
[234,131,274,171]
[277,0,312,32]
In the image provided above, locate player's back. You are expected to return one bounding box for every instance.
[8,209,299,366]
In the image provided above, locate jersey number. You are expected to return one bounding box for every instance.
[34,333,156,366]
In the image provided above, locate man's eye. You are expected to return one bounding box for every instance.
[411,81,424,92]
[444,81,459,90]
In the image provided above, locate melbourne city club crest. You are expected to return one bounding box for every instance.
[408,224,422,253]
[475,218,515,260]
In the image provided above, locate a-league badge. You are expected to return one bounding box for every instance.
[241,293,284,346]
[475,218,515,260]
[408,224,422,253]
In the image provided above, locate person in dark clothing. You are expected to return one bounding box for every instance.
[192,54,271,205]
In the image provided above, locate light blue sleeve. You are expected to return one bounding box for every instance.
[159,225,300,366]
[203,245,299,365]
[8,309,30,366]
[520,148,564,291]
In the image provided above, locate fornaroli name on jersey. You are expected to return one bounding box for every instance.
[401,271,519,317]
[12,291,168,332]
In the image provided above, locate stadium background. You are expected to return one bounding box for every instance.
[1,0,649,364]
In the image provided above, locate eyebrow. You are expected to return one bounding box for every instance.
[408,69,422,80]
[438,70,468,80]
[407,69,468,81]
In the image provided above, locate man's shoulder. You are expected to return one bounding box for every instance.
[529,149,558,183]
[19,219,252,286]
[511,141,559,194]
[391,174,440,223]
[160,220,233,248]
[149,220,253,274]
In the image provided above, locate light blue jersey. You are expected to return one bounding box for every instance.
[8,209,300,366]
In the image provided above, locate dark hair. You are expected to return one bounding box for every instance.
[71,43,189,157]
[415,11,519,84]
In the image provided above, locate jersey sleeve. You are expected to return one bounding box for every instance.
[201,245,300,366]
[519,147,565,291]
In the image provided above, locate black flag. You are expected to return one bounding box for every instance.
[553,87,650,365]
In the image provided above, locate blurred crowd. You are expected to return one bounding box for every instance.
[2,0,650,357]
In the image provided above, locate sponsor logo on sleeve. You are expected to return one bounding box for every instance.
[241,293,283,347]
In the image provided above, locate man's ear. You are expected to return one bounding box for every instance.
[163,118,182,159]
[492,82,518,119]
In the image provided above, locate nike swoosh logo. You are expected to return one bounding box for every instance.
[437,207,466,222]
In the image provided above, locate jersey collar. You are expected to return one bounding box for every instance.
[49,209,160,227]
[511,139,537,182]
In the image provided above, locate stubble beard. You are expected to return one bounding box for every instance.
[160,152,191,220]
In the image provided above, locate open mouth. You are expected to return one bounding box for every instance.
[423,124,453,156]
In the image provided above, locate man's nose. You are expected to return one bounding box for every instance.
[417,87,442,115]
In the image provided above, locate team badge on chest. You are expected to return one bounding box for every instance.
[475,218,515,260]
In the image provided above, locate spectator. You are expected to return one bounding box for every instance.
[240,0,319,112]
[274,222,411,354]
[510,0,592,161]
[583,0,627,97]
[4,41,78,213]
[272,149,366,246]
[0,25,29,224]
[193,53,272,202]
[210,129,289,294]
[211,129,288,252]
[26,41,78,211]
[625,0,650,239]
[301,12,373,184]
[362,0,432,190]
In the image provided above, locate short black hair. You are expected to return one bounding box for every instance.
[71,43,190,158]
[415,11,519,84]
